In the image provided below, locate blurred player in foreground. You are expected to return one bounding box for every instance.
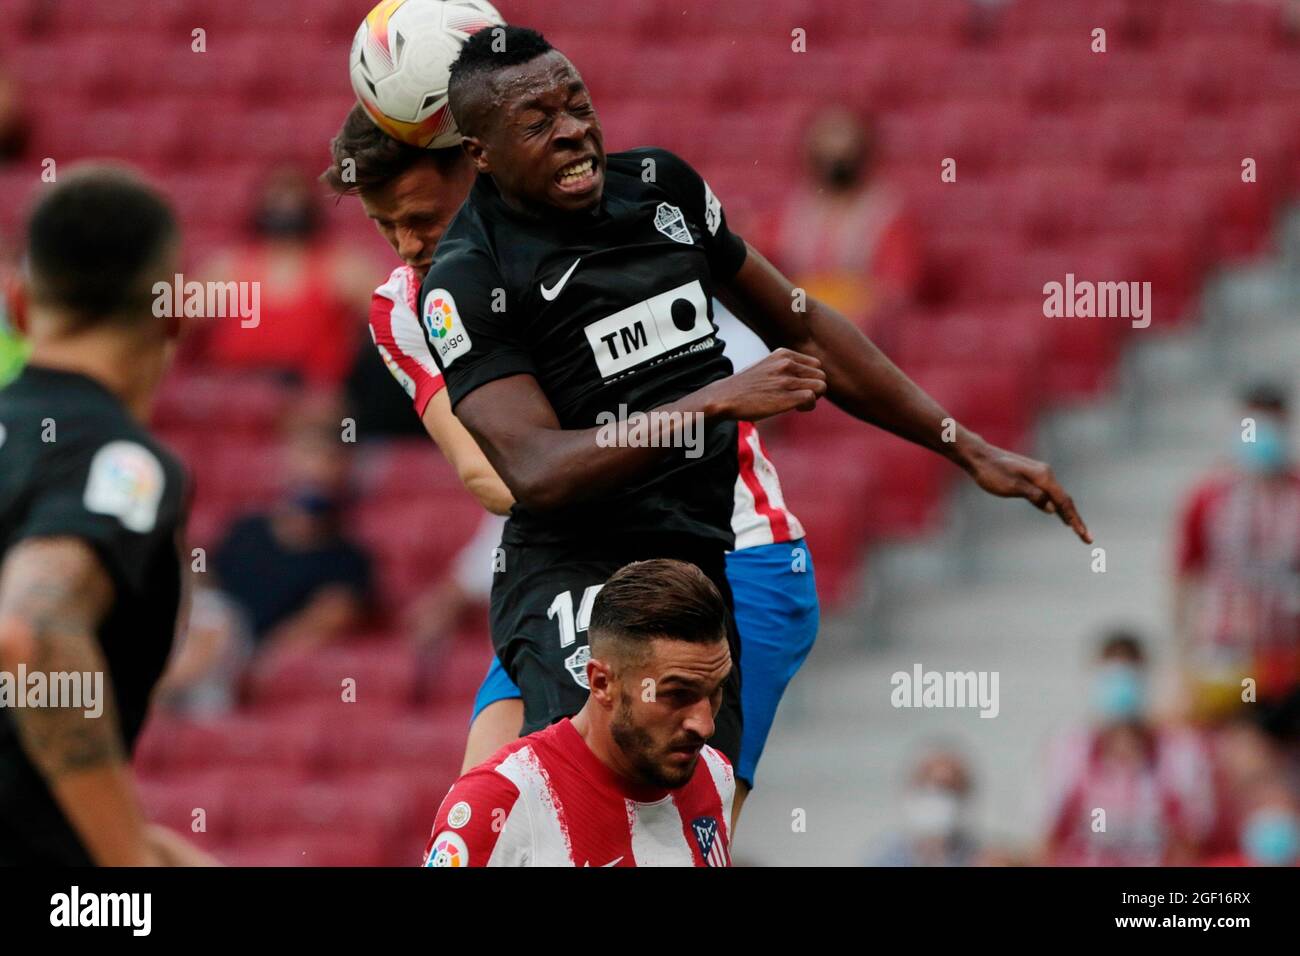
[0,167,212,865]
[324,105,818,818]
[424,559,735,867]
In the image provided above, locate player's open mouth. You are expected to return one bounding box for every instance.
[555,157,597,192]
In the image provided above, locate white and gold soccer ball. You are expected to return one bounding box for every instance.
[349,0,505,149]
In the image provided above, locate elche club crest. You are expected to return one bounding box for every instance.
[654,203,694,245]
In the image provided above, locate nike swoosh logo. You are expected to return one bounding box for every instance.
[540,258,581,301]
[583,856,624,867]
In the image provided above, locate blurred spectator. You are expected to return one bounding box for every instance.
[760,106,921,331]
[1174,381,1300,730]
[1204,771,1299,866]
[1043,631,1215,865]
[0,65,30,163]
[212,398,373,652]
[0,252,27,385]
[871,746,982,866]
[1203,719,1291,856]
[154,579,253,719]
[199,166,375,387]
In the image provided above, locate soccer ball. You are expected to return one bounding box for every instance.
[350,0,504,149]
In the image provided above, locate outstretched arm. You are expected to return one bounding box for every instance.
[719,242,1091,543]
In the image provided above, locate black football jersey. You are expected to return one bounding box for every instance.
[0,365,187,864]
[419,147,750,548]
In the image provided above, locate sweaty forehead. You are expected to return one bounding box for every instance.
[492,52,582,112]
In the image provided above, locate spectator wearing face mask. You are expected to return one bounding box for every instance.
[197,166,377,386]
[1174,382,1300,727]
[870,747,982,866]
[1042,631,1216,866]
[211,401,373,653]
[1204,773,1300,866]
[759,106,922,333]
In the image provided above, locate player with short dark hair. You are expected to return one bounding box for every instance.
[424,559,736,867]
[418,24,1090,807]
[0,166,209,865]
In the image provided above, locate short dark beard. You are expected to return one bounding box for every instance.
[609,691,694,790]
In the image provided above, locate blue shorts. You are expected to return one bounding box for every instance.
[469,538,820,786]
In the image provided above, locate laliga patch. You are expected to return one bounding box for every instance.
[654,203,694,245]
[703,180,723,236]
[83,441,165,534]
[425,831,469,867]
[447,801,472,829]
[423,288,472,369]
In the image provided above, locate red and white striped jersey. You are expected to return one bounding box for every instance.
[369,264,446,418]
[370,265,803,550]
[423,718,735,867]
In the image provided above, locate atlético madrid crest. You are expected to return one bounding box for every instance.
[654,203,694,245]
[691,816,727,867]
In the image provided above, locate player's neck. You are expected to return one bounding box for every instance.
[495,180,602,224]
[27,330,164,423]
[570,705,668,801]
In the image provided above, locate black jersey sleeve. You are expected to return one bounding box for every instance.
[13,437,185,598]
[420,243,538,409]
[639,147,749,280]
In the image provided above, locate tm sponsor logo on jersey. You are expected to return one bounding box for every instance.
[584,279,712,380]
[423,288,473,368]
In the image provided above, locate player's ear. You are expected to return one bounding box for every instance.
[587,657,615,707]
[461,136,491,175]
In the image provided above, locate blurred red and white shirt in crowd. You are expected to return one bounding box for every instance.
[1176,469,1300,698]
[1043,726,1216,866]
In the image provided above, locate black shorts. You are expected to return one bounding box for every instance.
[489,533,743,770]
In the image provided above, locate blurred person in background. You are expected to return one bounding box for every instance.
[211,397,373,653]
[1204,771,1300,867]
[0,64,31,164]
[199,166,376,388]
[1174,381,1300,733]
[1,251,28,385]
[153,576,253,720]
[871,746,982,866]
[1043,630,1215,866]
[760,106,922,333]
[1203,719,1294,858]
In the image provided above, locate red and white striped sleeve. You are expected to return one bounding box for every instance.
[423,763,530,867]
[368,264,445,418]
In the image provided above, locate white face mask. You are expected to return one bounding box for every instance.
[904,787,963,839]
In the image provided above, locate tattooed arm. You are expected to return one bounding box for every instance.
[0,536,159,866]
